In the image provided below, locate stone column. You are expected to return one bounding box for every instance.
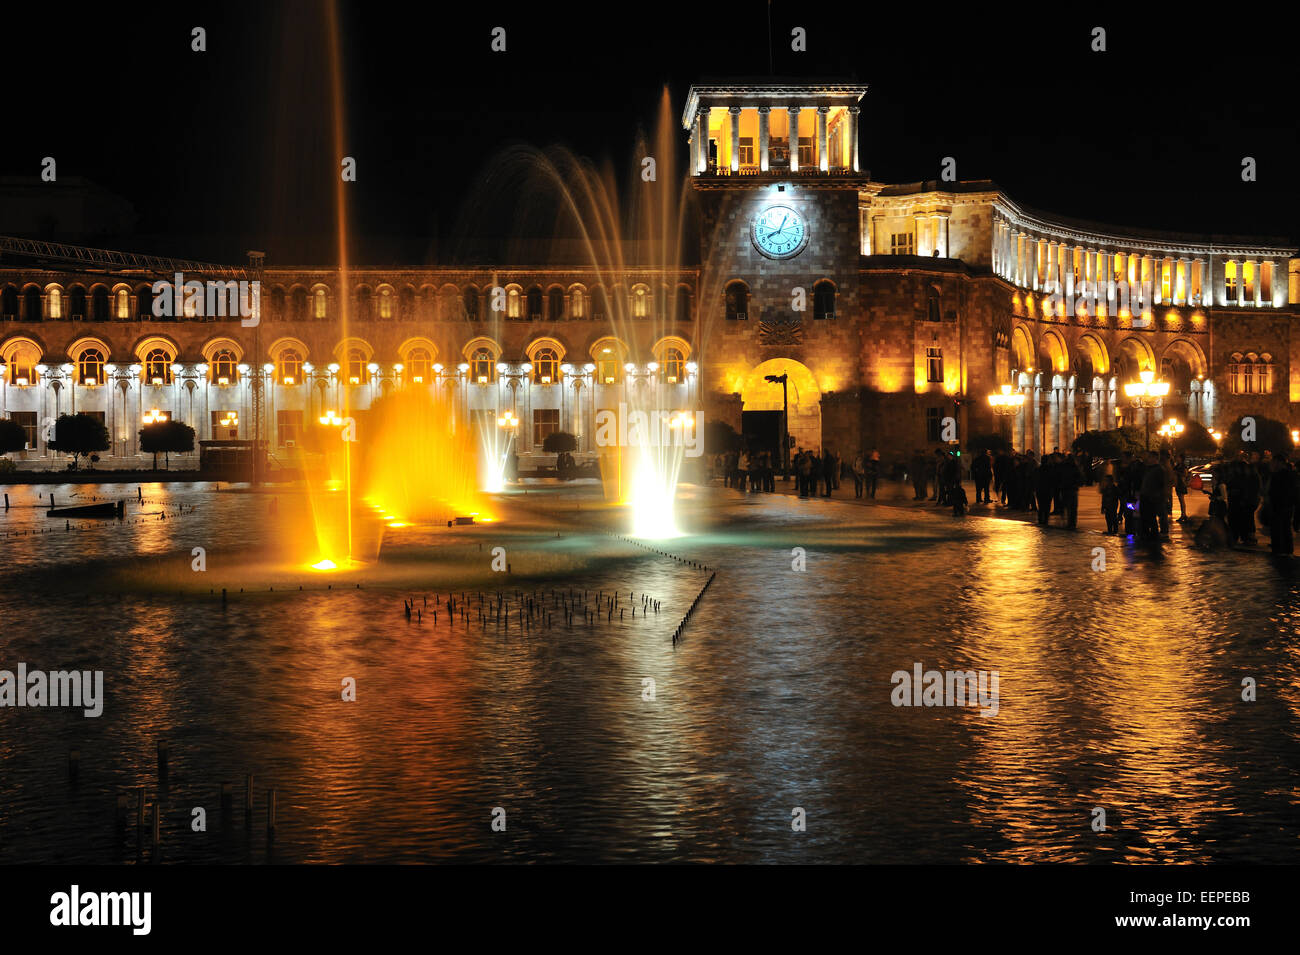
[787,106,800,171]
[757,106,770,172]
[696,107,711,173]
[728,106,740,173]
[816,106,829,171]
[847,105,860,172]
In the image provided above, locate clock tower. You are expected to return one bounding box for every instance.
[684,80,869,458]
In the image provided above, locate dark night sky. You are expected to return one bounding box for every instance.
[6,2,1297,265]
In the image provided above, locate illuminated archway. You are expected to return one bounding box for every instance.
[740,358,822,452]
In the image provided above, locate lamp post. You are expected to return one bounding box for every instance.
[1157,417,1184,446]
[1123,369,1170,450]
[764,372,789,477]
[987,383,1025,448]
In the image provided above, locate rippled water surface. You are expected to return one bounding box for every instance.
[1,480,1299,863]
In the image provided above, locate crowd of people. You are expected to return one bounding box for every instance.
[710,441,1300,556]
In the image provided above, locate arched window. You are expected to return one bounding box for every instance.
[277,349,302,385]
[725,281,748,321]
[77,348,104,385]
[290,288,307,320]
[548,287,565,321]
[23,287,42,322]
[815,280,837,320]
[526,287,543,321]
[347,348,369,384]
[6,344,37,386]
[145,348,173,385]
[464,286,480,321]
[631,284,650,318]
[661,347,685,384]
[507,287,522,319]
[533,347,559,384]
[378,287,394,320]
[356,287,373,321]
[591,287,607,320]
[596,345,621,384]
[471,348,496,383]
[399,287,416,320]
[406,347,432,383]
[210,349,239,385]
[47,287,63,319]
[570,287,585,319]
[91,288,109,321]
[269,287,287,320]
[1258,353,1274,394]
[675,286,692,322]
[313,288,328,320]
[926,288,941,323]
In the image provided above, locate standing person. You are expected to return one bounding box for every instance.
[971,448,992,504]
[796,449,811,498]
[932,448,947,505]
[910,449,928,500]
[822,448,835,497]
[1172,451,1188,522]
[851,452,865,499]
[737,449,751,493]
[1035,453,1056,526]
[866,449,880,499]
[1058,450,1081,528]
[1117,451,1138,536]
[1158,448,1176,536]
[808,450,821,497]
[1022,451,1040,513]
[1266,453,1297,555]
[1139,450,1169,540]
[1100,472,1121,534]
[994,450,1013,505]
[941,450,961,509]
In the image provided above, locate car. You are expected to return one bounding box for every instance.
[1188,463,1215,493]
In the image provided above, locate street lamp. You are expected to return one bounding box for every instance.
[319,409,343,427]
[1123,369,1170,449]
[764,372,790,477]
[988,383,1025,449]
[1157,417,1185,443]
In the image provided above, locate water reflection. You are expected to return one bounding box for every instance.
[1,482,1299,862]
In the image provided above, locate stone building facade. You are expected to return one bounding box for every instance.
[2,79,1298,468]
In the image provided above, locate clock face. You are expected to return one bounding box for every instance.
[751,204,809,259]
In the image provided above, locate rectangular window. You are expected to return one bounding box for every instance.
[9,411,37,449]
[798,137,813,166]
[738,137,754,166]
[890,233,915,256]
[925,407,942,442]
[277,410,303,446]
[926,346,943,384]
[1224,261,1238,300]
[533,409,559,447]
[211,410,238,438]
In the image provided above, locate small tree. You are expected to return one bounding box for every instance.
[704,419,744,454]
[139,420,195,470]
[1222,414,1293,456]
[1073,430,1121,459]
[0,418,27,455]
[1169,419,1217,457]
[48,413,110,469]
[967,432,1011,455]
[542,430,577,453]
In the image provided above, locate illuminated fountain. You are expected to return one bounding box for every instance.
[464,89,703,538]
